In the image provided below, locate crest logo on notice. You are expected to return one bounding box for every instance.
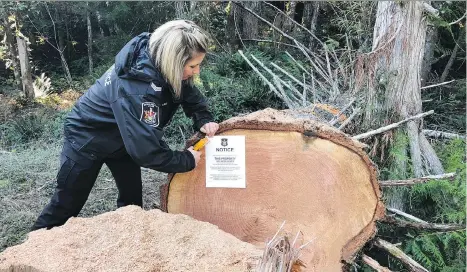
[140,102,159,127]
[221,138,228,147]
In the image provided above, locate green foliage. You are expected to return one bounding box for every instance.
[402,139,466,271]
[0,108,68,150]
[404,232,466,272]
[423,79,466,133]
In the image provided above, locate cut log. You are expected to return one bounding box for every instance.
[161,108,385,271]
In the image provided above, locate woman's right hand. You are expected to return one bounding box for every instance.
[187,146,201,166]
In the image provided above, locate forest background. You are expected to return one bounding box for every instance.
[0,1,465,271]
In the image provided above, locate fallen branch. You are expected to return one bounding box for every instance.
[338,108,360,130]
[381,216,466,232]
[449,12,466,25]
[374,238,429,272]
[242,39,300,49]
[270,62,311,90]
[422,3,439,17]
[329,98,355,126]
[423,129,465,140]
[352,111,434,140]
[362,254,393,272]
[238,50,293,109]
[249,55,302,107]
[420,79,455,90]
[379,172,456,187]
[386,208,428,224]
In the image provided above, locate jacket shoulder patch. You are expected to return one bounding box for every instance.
[150,82,162,92]
[140,102,159,127]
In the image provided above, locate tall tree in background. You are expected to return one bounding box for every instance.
[242,1,259,39]
[2,16,22,91]
[302,1,320,48]
[46,2,72,85]
[358,1,444,209]
[10,10,34,99]
[86,2,93,75]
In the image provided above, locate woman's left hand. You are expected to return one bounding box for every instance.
[200,122,219,137]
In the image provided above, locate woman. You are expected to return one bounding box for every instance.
[32,20,219,230]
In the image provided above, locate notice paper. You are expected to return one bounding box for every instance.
[205,135,246,188]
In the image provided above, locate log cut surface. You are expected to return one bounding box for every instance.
[162,108,385,271]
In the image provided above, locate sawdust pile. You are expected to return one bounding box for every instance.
[0,206,262,272]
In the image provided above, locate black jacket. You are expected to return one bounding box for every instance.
[64,33,214,173]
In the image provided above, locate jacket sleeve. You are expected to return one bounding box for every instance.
[110,94,195,173]
[181,83,214,131]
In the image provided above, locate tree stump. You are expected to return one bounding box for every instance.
[161,108,385,271]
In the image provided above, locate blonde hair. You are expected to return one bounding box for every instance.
[148,20,209,99]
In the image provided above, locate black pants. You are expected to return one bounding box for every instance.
[32,141,142,230]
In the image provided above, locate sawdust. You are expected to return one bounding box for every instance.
[0,206,262,272]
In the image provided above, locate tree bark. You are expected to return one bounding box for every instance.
[242,1,259,39]
[16,33,34,99]
[420,26,438,86]
[282,1,297,34]
[86,2,93,75]
[309,2,320,48]
[225,2,238,49]
[418,133,444,174]
[2,17,22,91]
[369,1,442,178]
[175,1,186,19]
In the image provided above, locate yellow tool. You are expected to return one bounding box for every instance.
[193,137,209,151]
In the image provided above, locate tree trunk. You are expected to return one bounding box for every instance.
[419,133,444,174]
[282,1,297,34]
[16,33,34,99]
[2,17,22,91]
[420,26,438,86]
[302,2,320,48]
[225,2,238,49]
[440,31,464,83]
[242,1,259,39]
[175,1,186,19]
[86,2,93,75]
[369,1,442,178]
[190,1,196,13]
[95,10,110,37]
[55,11,72,86]
[161,108,385,271]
